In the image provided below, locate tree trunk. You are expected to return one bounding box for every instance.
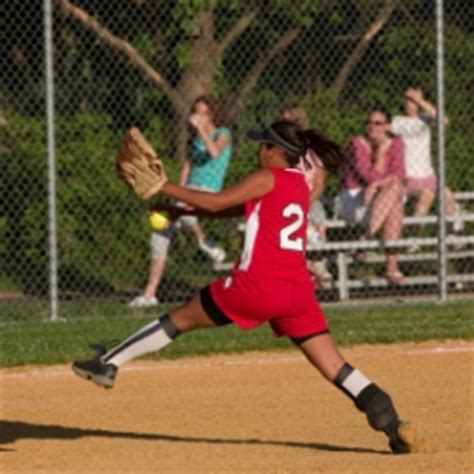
[173,9,217,162]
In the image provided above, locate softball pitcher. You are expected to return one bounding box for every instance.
[74,120,418,454]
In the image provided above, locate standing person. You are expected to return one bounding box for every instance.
[129,95,232,308]
[391,86,463,251]
[281,105,332,284]
[73,120,417,454]
[338,107,406,284]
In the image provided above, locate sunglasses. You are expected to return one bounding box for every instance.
[366,120,387,126]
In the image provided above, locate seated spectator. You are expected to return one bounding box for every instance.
[391,86,463,251]
[281,105,332,285]
[338,106,405,285]
[129,95,232,307]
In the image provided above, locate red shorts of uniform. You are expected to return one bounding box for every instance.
[204,270,329,339]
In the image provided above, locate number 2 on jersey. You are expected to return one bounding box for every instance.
[280,203,304,251]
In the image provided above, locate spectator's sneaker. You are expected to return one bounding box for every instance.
[72,358,118,389]
[388,421,420,454]
[128,296,158,308]
[199,238,226,263]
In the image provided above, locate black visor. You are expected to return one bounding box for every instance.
[246,126,302,157]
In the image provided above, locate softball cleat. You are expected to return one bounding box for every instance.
[72,358,118,389]
[388,421,421,454]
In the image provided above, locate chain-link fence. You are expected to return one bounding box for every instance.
[1,0,473,321]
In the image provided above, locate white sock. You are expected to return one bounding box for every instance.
[333,363,372,400]
[102,319,173,367]
[340,368,372,398]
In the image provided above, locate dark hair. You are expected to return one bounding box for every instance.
[280,105,310,129]
[269,120,345,173]
[404,84,428,103]
[405,83,424,93]
[369,105,391,123]
[190,95,225,127]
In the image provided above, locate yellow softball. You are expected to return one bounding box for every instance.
[148,211,170,231]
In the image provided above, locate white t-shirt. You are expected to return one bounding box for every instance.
[391,115,434,178]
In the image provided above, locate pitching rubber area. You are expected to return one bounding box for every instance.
[1,340,472,473]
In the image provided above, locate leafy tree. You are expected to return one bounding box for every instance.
[53,0,399,158]
[1,0,473,298]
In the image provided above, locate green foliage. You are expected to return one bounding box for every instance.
[1,111,168,294]
[1,0,473,299]
[1,114,48,294]
[0,109,237,297]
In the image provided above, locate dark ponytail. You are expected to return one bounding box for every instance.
[303,129,345,174]
[270,120,345,173]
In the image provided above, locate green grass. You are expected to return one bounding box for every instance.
[0,300,472,367]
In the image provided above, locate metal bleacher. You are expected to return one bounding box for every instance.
[307,192,474,301]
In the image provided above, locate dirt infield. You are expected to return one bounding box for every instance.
[1,340,472,473]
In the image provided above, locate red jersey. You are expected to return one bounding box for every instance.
[208,166,328,339]
[236,167,310,282]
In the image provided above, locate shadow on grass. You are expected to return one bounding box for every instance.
[0,420,387,455]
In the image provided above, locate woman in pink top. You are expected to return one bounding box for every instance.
[338,107,406,284]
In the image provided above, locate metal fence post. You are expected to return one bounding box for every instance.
[435,0,447,302]
[44,0,59,320]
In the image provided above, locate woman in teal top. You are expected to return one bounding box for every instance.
[183,98,232,192]
[187,126,232,191]
[129,95,233,308]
